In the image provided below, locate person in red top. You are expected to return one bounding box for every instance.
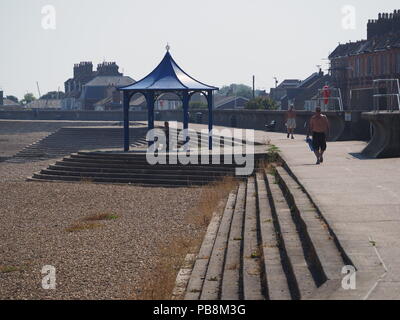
[307,107,330,165]
[322,85,331,106]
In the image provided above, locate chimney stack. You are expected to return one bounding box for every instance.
[368,9,400,39]
[0,91,3,106]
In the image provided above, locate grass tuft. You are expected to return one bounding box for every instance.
[82,213,119,222]
[130,176,239,300]
[188,176,239,228]
[80,177,94,184]
[66,212,119,233]
[0,266,22,273]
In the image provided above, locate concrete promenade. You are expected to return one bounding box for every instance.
[159,121,400,299]
[264,132,400,299]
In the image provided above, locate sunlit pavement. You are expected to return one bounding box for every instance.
[158,121,400,299]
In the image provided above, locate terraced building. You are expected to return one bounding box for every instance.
[329,9,400,110]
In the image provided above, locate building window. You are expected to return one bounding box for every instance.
[348,60,354,78]
[367,56,373,76]
[362,58,365,76]
[355,58,360,77]
[381,54,387,74]
[397,53,400,73]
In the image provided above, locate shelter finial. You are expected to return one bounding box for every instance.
[166,43,170,52]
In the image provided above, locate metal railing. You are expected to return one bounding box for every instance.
[373,79,400,112]
[312,88,344,111]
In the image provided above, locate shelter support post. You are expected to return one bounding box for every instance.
[123,91,130,152]
[207,90,213,150]
[147,92,155,147]
[183,91,190,147]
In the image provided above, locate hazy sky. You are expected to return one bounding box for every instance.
[0,0,399,99]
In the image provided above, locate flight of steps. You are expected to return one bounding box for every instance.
[7,127,148,163]
[155,127,255,151]
[0,120,129,135]
[182,165,347,300]
[8,124,257,164]
[29,152,267,187]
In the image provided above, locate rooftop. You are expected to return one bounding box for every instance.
[329,32,400,59]
[85,76,135,87]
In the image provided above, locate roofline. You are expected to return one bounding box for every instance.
[329,46,397,59]
[117,87,219,92]
[85,75,135,86]
[118,51,219,91]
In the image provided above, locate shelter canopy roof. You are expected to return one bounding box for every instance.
[118,51,218,92]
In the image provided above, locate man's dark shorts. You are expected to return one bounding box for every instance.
[312,132,327,151]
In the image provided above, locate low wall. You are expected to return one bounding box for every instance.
[0,109,370,141]
[155,109,370,142]
[361,111,400,158]
[0,110,148,121]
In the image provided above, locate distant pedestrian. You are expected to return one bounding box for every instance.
[285,106,296,139]
[307,107,330,165]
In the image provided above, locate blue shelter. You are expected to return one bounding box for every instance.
[118,47,219,152]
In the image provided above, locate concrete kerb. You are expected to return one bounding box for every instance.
[275,151,386,299]
[183,197,229,300]
[276,151,354,268]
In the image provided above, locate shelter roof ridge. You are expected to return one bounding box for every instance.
[118,51,218,92]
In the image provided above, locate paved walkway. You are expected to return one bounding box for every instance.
[265,132,400,299]
[158,121,400,299]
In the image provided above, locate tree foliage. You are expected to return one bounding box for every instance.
[219,84,252,99]
[218,83,265,100]
[40,91,65,100]
[6,95,19,103]
[21,93,36,104]
[245,97,279,110]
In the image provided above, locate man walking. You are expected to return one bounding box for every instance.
[285,106,296,139]
[307,107,330,165]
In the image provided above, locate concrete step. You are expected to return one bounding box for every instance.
[19,143,140,148]
[60,158,249,169]
[30,148,256,186]
[54,161,237,172]
[41,139,130,142]
[31,173,212,186]
[181,166,346,300]
[200,190,237,300]
[9,126,148,162]
[39,169,222,181]
[166,129,252,146]
[27,178,185,188]
[66,154,262,166]
[77,150,266,158]
[274,167,346,297]
[29,139,145,144]
[184,204,225,300]
[255,172,291,300]
[20,144,137,149]
[221,182,246,300]
[265,171,317,300]
[47,165,234,176]
[242,176,265,300]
